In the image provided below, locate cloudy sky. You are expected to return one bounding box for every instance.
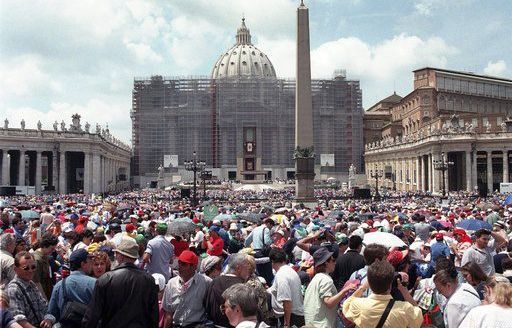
[1,0,510,143]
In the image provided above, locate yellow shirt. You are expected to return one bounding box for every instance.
[342,293,423,328]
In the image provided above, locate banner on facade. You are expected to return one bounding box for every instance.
[320,154,335,167]
[164,155,179,168]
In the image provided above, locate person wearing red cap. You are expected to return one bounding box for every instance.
[162,250,209,328]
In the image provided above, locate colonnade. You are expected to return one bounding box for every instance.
[0,148,129,194]
[367,148,511,193]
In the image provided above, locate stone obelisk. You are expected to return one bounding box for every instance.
[295,0,315,204]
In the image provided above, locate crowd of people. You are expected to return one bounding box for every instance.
[0,188,512,328]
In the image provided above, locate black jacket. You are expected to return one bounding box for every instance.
[82,262,159,328]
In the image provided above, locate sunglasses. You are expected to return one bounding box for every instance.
[20,265,36,271]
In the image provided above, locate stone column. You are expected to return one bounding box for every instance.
[472,150,478,191]
[59,151,66,194]
[420,155,428,191]
[465,151,472,191]
[294,1,315,203]
[444,154,449,195]
[92,153,101,193]
[426,154,434,192]
[1,151,9,185]
[503,151,509,183]
[18,150,25,186]
[416,157,421,191]
[432,153,439,194]
[402,159,406,190]
[83,152,91,194]
[487,151,493,193]
[35,151,42,194]
[52,150,58,189]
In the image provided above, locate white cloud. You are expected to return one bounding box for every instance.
[124,40,163,63]
[415,1,434,16]
[483,60,507,76]
[256,38,295,77]
[310,34,456,80]
[0,55,62,99]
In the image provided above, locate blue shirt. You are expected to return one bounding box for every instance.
[47,271,96,322]
[245,225,271,250]
[430,241,450,263]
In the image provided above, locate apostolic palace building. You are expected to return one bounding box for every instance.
[364,67,512,194]
[130,19,364,188]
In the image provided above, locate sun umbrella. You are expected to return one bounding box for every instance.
[476,202,493,211]
[456,219,492,231]
[438,220,453,228]
[363,231,406,248]
[321,217,339,226]
[213,213,234,222]
[167,218,196,236]
[327,210,344,219]
[258,205,275,214]
[19,210,40,220]
[236,212,265,223]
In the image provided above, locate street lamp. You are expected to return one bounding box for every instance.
[370,169,383,199]
[433,152,454,198]
[184,151,206,206]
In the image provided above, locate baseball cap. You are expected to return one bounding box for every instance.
[387,249,409,267]
[178,250,198,265]
[209,225,221,234]
[156,223,168,234]
[125,224,136,233]
[69,249,90,267]
[335,232,349,245]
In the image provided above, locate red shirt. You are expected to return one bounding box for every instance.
[203,235,224,256]
[171,239,189,257]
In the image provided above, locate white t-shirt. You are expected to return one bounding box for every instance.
[444,283,481,328]
[267,264,304,316]
[236,320,270,328]
[460,303,512,328]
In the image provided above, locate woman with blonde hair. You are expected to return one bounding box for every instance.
[460,278,512,328]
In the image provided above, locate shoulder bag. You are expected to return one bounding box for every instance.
[59,278,89,326]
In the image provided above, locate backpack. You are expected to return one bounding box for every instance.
[338,270,366,328]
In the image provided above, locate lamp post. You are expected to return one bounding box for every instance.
[184,151,206,206]
[433,152,454,198]
[370,169,383,199]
